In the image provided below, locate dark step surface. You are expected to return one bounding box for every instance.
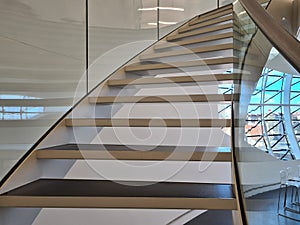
[2,179,234,198]
[0,179,237,209]
[184,210,234,225]
[36,144,232,161]
[245,188,299,225]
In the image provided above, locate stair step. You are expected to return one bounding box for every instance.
[189,8,233,26]
[65,118,233,127]
[188,5,232,26]
[107,74,241,86]
[179,14,233,33]
[190,4,232,23]
[154,32,233,50]
[36,144,232,161]
[204,4,233,16]
[125,57,238,72]
[167,23,233,42]
[0,179,237,209]
[0,98,72,107]
[140,43,233,60]
[88,94,238,104]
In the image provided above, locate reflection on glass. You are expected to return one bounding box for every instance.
[0,0,86,179]
[159,0,218,38]
[234,0,300,224]
[0,95,44,120]
[220,0,233,7]
[88,0,157,91]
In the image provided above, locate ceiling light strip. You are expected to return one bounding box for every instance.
[138,7,184,11]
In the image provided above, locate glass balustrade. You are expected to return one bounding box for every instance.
[0,0,86,180]
[234,0,300,223]
[0,0,230,182]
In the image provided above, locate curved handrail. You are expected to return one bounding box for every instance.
[239,0,300,72]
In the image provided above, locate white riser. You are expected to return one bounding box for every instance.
[56,160,232,184]
[111,103,228,119]
[144,50,233,63]
[31,209,205,225]
[156,38,233,52]
[90,127,230,146]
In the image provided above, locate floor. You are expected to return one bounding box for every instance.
[246,188,300,225]
[185,188,300,225]
[185,210,233,225]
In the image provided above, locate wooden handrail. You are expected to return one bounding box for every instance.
[239,0,300,72]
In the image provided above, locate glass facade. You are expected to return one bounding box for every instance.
[246,65,300,160]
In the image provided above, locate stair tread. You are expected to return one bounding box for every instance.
[36,144,232,161]
[0,179,236,209]
[167,23,233,41]
[2,179,234,198]
[88,94,238,104]
[65,118,233,127]
[125,57,238,72]
[200,4,232,17]
[108,74,241,86]
[188,5,232,26]
[189,8,233,26]
[154,32,233,50]
[140,43,233,60]
[179,14,233,33]
[193,4,232,20]
[39,143,231,152]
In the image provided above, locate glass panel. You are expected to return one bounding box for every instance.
[220,0,233,7]
[158,0,218,38]
[88,0,158,91]
[0,0,86,180]
[0,0,226,183]
[234,1,300,224]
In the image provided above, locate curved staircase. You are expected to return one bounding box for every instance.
[0,4,244,224]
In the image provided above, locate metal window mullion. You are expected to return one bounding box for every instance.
[283,74,300,158]
[261,72,274,155]
[279,74,292,158]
